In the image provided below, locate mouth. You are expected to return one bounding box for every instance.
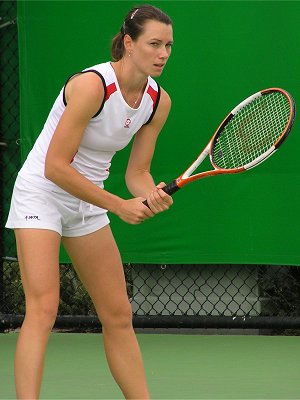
[154,63,165,68]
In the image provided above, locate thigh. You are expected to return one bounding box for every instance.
[15,229,61,303]
[62,226,129,318]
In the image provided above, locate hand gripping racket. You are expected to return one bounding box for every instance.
[153,88,296,199]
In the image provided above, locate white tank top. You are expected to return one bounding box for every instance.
[18,61,161,192]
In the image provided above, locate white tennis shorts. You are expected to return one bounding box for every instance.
[5,176,110,237]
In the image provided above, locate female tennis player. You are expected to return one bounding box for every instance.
[6,5,173,399]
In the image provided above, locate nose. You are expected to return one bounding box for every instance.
[160,47,170,59]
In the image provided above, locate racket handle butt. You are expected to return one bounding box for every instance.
[143,180,180,208]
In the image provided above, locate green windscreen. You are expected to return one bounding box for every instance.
[17,1,300,265]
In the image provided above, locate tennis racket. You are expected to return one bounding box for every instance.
[151,87,296,200]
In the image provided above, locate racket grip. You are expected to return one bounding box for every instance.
[142,180,180,208]
[162,180,180,196]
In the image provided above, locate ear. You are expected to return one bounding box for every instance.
[123,34,134,54]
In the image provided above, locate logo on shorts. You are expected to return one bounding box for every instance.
[25,215,40,221]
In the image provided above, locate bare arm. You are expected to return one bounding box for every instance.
[44,73,153,224]
[125,88,173,213]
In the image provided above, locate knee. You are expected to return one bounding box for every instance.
[25,295,59,331]
[100,300,133,331]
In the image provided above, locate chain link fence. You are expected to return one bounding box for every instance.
[2,261,300,332]
[0,0,20,260]
[1,0,20,323]
[1,0,300,334]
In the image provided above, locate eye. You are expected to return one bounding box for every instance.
[150,42,159,47]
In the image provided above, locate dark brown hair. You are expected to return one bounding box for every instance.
[111,4,172,61]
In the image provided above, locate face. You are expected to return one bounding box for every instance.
[126,20,173,77]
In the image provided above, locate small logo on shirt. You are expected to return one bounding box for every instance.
[124,118,132,128]
[25,215,41,221]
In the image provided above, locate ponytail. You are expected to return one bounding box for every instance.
[111,32,125,61]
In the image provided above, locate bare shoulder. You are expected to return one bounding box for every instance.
[66,72,105,104]
[64,72,105,119]
[158,86,172,111]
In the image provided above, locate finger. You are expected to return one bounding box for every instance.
[147,191,169,213]
[153,184,173,204]
[156,181,167,190]
[137,207,154,221]
[141,202,155,217]
[157,188,173,205]
[152,188,173,208]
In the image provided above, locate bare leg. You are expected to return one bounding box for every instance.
[14,229,61,399]
[62,225,150,399]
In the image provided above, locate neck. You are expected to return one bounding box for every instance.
[111,60,148,108]
[112,60,147,92]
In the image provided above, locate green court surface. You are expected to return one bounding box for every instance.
[1,333,300,399]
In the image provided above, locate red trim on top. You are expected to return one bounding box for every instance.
[70,150,78,163]
[147,85,158,108]
[105,83,117,101]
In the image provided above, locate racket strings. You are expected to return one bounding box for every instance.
[213,92,291,169]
